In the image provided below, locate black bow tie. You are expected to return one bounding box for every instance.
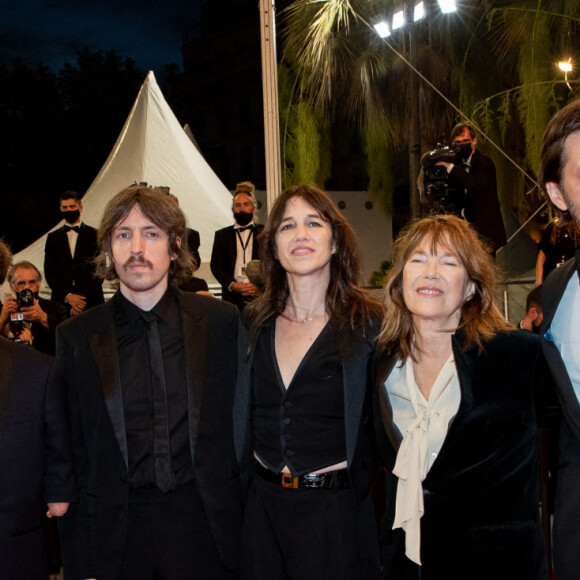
[575,247,580,284]
[64,225,80,233]
[238,225,253,231]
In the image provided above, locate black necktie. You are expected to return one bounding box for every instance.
[141,311,176,493]
[64,225,80,233]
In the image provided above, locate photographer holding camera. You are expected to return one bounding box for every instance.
[431,123,506,256]
[0,261,67,355]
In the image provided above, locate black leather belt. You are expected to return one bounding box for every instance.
[254,462,349,489]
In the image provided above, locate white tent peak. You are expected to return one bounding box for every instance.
[15,70,233,271]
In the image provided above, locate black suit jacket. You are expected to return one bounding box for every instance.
[540,258,579,580]
[210,224,263,308]
[0,337,75,579]
[30,297,68,356]
[449,150,507,253]
[186,227,201,269]
[44,223,104,310]
[374,329,551,580]
[56,290,242,580]
[234,318,379,504]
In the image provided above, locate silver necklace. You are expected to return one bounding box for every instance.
[279,312,314,324]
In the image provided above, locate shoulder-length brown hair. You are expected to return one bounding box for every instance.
[247,184,383,340]
[95,185,194,285]
[378,214,512,358]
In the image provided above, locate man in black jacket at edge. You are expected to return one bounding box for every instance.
[538,99,580,580]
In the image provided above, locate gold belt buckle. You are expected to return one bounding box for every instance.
[281,473,298,488]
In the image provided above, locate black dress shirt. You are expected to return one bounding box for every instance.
[115,288,194,489]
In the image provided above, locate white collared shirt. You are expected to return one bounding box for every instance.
[232,221,255,282]
[385,353,461,565]
[66,222,82,257]
[550,270,580,400]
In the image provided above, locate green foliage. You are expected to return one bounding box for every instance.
[281,0,580,228]
[515,14,556,171]
[279,59,331,188]
[369,259,392,287]
[365,124,395,214]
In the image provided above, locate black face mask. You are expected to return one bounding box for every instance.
[62,209,80,224]
[234,211,253,226]
[459,143,473,160]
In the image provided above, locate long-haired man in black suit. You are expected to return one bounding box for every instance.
[56,185,241,580]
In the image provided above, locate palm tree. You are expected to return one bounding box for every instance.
[279,0,580,223]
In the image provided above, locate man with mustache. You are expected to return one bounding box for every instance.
[56,185,241,580]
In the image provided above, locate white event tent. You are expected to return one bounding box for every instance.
[14,71,233,278]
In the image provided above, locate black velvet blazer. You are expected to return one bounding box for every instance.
[373,327,554,580]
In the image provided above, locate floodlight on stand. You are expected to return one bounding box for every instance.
[392,10,405,30]
[374,21,391,38]
[414,2,425,21]
[437,0,457,14]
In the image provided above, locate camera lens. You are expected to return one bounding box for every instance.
[17,288,35,308]
[431,166,447,178]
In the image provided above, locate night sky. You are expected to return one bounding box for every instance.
[0,0,213,74]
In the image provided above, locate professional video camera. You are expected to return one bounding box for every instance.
[420,143,462,214]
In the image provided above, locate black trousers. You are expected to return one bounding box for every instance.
[240,474,380,580]
[120,481,237,580]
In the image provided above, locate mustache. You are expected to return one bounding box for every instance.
[123,255,153,269]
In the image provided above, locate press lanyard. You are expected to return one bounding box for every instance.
[236,227,253,265]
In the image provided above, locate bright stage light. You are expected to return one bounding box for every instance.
[374,21,391,38]
[437,0,457,14]
[414,2,425,21]
[392,10,405,30]
[558,60,573,72]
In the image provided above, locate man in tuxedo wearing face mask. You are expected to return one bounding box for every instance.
[211,181,263,310]
[44,191,104,315]
[436,123,507,256]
